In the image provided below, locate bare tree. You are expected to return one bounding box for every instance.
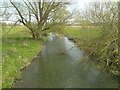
[8,0,69,40]
[73,1,118,28]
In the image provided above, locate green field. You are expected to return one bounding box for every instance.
[63,26,102,40]
[2,26,47,88]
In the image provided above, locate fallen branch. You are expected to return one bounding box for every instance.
[59,46,75,54]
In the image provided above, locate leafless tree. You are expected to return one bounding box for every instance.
[2,0,70,40]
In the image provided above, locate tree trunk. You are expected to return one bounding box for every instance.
[30,30,36,39]
[29,28,40,40]
[32,32,36,39]
[35,32,40,40]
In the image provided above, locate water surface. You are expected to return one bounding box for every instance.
[15,33,118,88]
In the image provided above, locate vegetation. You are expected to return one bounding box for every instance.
[61,25,119,76]
[0,0,119,88]
[1,1,70,40]
[2,25,47,88]
[1,1,70,88]
[60,1,119,76]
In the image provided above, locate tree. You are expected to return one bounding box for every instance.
[8,0,69,40]
[77,1,119,74]
[73,1,118,29]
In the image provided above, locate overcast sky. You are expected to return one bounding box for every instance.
[0,0,119,23]
[0,0,119,10]
[67,0,119,11]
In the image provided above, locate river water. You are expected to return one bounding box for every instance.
[15,33,119,88]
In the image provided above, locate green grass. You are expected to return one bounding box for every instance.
[2,25,47,88]
[63,26,102,41]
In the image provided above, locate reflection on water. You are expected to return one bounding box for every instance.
[15,33,119,88]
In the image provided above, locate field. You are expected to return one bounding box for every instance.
[62,26,119,76]
[63,26,102,40]
[2,25,47,88]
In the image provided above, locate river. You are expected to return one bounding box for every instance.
[14,33,119,88]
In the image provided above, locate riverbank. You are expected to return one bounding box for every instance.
[61,26,119,76]
[2,26,47,88]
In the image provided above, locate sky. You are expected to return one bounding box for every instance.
[0,0,119,24]
[67,0,92,11]
[67,0,119,11]
[0,0,119,10]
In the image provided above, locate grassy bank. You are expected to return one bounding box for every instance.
[62,26,119,76]
[2,26,47,88]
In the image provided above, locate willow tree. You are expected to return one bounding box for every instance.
[10,0,69,40]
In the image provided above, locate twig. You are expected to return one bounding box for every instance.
[59,46,75,54]
[6,20,19,34]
